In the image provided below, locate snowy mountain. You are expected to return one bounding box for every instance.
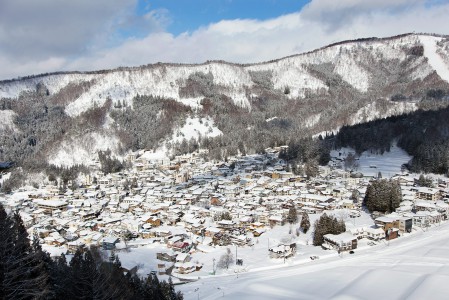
[1,33,449,167]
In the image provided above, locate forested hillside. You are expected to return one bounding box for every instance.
[334,104,449,175]
[0,33,449,179]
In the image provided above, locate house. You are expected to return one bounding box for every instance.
[349,227,366,240]
[216,220,235,230]
[386,227,400,240]
[412,211,430,227]
[397,216,413,233]
[175,253,191,264]
[172,241,191,252]
[268,215,283,227]
[269,243,296,259]
[67,240,85,254]
[175,262,198,274]
[365,227,385,241]
[35,199,68,214]
[204,226,221,237]
[102,236,120,250]
[322,232,357,252]
[374,216,398,232]
[157,252,177,262]
[415,187,440,201]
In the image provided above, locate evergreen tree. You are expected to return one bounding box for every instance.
[305,160,319,178]
[287,206,298,224]
[417,174,433,187]
[364,179,402,213]
[300,211,311,233]
[313,214,346,246]
[1,213,50,299]
[0,204,14,299]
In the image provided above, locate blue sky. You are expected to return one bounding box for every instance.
[133,0,310,35]
[0,0,448,79]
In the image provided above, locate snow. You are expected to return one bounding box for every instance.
[408,56,434,81]
[48,131,122,167]
[179,221,449,300]
[334,55,370,92]
[331,144,412,177]
[63,64,253,117]
[419,35,449,83]
[116,243,173,279]
[140,147,169,162]
[0,73,97,100]
[171,116,222,144]
[303,113,321,128]
[1,34,444,120]
[177,97,203,110]
[0,110,18,131]
[349,101,416,126]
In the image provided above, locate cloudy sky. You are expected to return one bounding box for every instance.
[0,0,448,80]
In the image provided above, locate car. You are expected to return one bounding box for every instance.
[349,250,355,254]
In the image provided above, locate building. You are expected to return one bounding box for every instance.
[102,236,120,250]
[35,199,68,214]
[397,217,413,233]
[416,187,440,201]
[323,232,357,252]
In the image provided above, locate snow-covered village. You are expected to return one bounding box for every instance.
[2,1,449,298]
[2,143,449,299]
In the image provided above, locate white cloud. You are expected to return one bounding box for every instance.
[0,0,168,79]
[0,0,448,80]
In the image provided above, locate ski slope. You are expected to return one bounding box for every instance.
[420,35,449,83]
[179,222,449,299]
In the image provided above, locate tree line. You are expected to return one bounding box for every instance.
[334,105,449,175]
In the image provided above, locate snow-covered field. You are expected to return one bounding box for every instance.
[179,221,449,299]
[331,144,412,178]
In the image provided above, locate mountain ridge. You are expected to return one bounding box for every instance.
[0,32,445,84]
[0,32,448,171]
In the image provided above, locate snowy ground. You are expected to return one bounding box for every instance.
[331,144,412,178]
[171,116,222,144]
[179,221,449,299]
[419,35,449,83]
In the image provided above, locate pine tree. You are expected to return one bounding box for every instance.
[364,179,402,213]
[0,204,14,299]
[313,213,346,246]
[300,211,310,233]
[3,213,51,299]
[54,254,71,299]
[287,206,298,224]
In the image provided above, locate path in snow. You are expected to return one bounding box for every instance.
[420,35,449,83]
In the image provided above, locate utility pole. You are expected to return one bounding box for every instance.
[235,244,238,265]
